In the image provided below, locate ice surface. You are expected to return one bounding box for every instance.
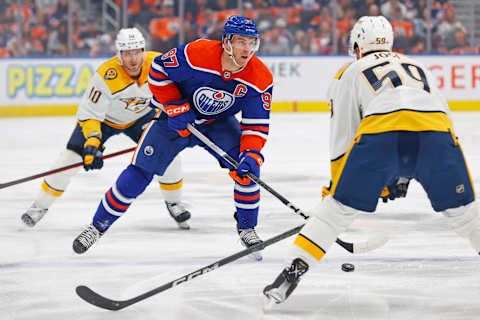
[1,113,479,320]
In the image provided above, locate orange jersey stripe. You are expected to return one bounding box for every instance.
[149,82,183,105]
[150,69,168,79]
[234,193,260,201]
[240,125,269,132]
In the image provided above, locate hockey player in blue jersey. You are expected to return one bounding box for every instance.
[264,16,480,305]
[73,16,274,259]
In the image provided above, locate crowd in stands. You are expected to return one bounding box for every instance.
[0,0,478,57]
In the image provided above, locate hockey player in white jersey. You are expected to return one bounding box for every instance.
[21,28,192,230]
[264,16,480,304]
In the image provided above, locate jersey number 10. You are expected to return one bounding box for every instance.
[362,61,431,94]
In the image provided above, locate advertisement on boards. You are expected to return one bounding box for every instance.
[0,55,479,116]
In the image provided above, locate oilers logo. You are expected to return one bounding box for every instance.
[193,87,235,115]
[120,97,151,113]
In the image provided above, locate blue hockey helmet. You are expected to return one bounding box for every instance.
[222,16,259,41]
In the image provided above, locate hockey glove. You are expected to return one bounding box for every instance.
[164,100,195,137]
[83,136,104,171]
[229,150,264,185]
[381,177,410,203]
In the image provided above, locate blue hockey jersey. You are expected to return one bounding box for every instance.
[148,39,273,152]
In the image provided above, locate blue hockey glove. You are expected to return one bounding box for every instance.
[229,150,264,185]
[83,136,104,171]
[164,100,195,137]
[381,177,410,203]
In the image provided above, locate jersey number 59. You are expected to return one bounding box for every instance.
[362,61,431,94]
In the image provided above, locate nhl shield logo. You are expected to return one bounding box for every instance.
[144,145,154,156]
[193,87,235,115]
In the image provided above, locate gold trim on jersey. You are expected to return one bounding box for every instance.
[333,63,352,80]
[330,109,457,196]
[103,119,138,129]
[330,154,345,185]
[330,135,361,196]
[293,234,326,260]
[357,109,454,136]
[159,180,183,191]
[42,180,64,197]
[96,51,161,95]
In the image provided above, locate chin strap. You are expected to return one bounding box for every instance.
[223,40,243,68]
[223,39,256,69]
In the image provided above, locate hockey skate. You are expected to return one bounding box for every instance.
[263,258,309,307]
[73,224,104,254]
[165,201,191,230]
[237,224,264,261]
[21,204,48,227]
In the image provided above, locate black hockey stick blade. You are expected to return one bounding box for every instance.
[76,223,305,311]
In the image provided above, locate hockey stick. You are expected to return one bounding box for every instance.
[76,223,304,311]
[0,147,136,190]
[187,123,388,254]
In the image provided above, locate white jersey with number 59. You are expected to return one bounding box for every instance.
[327,52,453,164]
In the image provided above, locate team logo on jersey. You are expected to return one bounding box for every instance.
[144,145,154,156]
[192,87,235,115]
[223,71,231,79]
[104,68,118,80]
[120,97,150,113]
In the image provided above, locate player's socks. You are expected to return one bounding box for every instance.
[93,164,154,230]
[263,258,309,305]
[165,201,191,229]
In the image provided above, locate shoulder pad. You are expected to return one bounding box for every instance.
[184,39,223,74]
[96,56,133,94]
[97,56,122,82]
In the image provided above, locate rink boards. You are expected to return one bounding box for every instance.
[0,55,479,117]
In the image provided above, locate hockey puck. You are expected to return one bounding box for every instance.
[341,263,355,272]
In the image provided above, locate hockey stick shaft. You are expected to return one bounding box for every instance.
[0,147,136,190]
[186,124,371,253]
[76,223,304,311]
[188,124,309,219]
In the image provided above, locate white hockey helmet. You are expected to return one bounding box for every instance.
[115,27,145,53]
[348,16,393,58]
